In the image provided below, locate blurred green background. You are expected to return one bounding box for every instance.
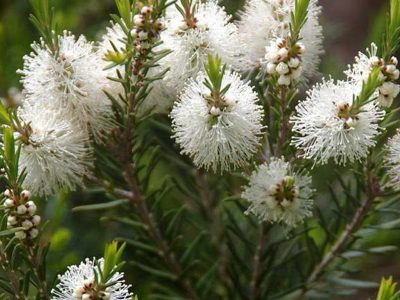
[0,0,398,299]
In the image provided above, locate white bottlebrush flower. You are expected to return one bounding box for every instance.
[158,0,245,95]
[379,81,400,107]
[291,79,385,165]
[385,132,400,191]
[345,43,380,83]
[17,104,92,197]
[238,0,323,78]
[51,258,132,300]
[242,157,314,227]
[19,31,114,142]
[170,71,264,172]
[345,43,400,107]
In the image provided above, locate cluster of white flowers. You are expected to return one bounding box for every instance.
[51,258,132,300]
[15,29,118,196]
[152,1,244,108]
[291,79,385,165]
[238,0,323,79]
[170,70,264,172]
[20,31,114,141]
[345,43,400,107]
[16,104,92,196]
[242,157,314,227]
[265,38,305,85]
[3,189,41,240]
[385,132,400,191]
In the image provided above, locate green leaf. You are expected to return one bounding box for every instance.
[101,241,126,283]
[115,0,134,29]
[0,102,10,126]
[352,66,384,110]
[203,55,229,95]
[119,238,160,254]
[383,0,400,58]
[129,261,177,281]
[376,277,400,300]
[290,0,310,43]
[72,199,127,212]
[29,0,58,49]
[330,277,380,289]
[0,227,25,237]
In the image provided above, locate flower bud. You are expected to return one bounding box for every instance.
[20,190,30,200]
[130,30,137,39]
[380,81,400,98]
[369,56,380,66]
[138,31,148,41]
[134,15,144,26]
[7,216,17,226]
[276,62,289,75]
[390,56,398,66]
[32,215,41,226]
[26,201,37,215]
[288,57,300,68]
[17,205,27,215]
[278,75,291,86]
[378,94,393,108]
[155,20,165,30]
[4,199,14,207]
[266,63,276,74]
[277,47,289,60]
[15,231,26,240]
[4,189,11,197]
[386,64,397,74]
[22,220,33,229]
[276,38,285,47]
[296,42,305,54]
[141,6,152,15]
[210,106,221,116]
[29,228,39,239]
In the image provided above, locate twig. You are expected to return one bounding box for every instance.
[300,164,380,296]
[250,223,268,300]
[195,171,234,294]
[275,86,290,157]
[123,165,200,300]
[0,250,27,299]
[23,243,49,299]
